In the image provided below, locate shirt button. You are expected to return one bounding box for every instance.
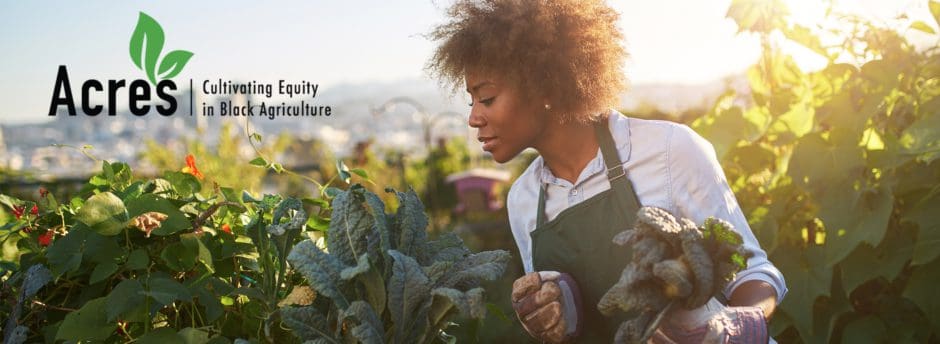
[571,189,579,195]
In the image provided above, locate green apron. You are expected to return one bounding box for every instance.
[531,120,641,342]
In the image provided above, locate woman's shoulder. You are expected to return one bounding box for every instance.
[615,113,713,158]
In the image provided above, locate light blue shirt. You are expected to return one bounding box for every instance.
[506,109,788,305]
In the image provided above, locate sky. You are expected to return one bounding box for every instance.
[1,0,936,125]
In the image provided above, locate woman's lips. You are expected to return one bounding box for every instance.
[478,136,498,151]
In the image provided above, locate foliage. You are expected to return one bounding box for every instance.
[141,123,292,195]
[696,1,940,342]
[281,185,511,343]
[0,159,333,343]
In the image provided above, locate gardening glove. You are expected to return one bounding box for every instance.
[651,298,768,344]
[511,271,583,343]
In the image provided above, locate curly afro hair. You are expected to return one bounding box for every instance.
[427,0,627,123]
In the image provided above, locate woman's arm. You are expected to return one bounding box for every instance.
[666,123,789,305]
[729,280,778,320]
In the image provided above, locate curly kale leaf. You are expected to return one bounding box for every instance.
[387,250,432,343]
[343,301,384,344]
[287,240,350,310]
[280,306,334,342]
[327,187,381,266]
[392,189,431,264]
[437,250,511,289]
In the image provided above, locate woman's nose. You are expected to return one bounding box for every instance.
[468,107,485,128]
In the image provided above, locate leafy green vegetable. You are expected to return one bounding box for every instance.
[284,186,509,343]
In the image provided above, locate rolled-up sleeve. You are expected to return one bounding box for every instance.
[665,124,788,304]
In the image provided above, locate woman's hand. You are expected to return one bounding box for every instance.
[655,298,769,343]
[511,271,583,343]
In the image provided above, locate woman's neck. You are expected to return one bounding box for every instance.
[533,119,600,184]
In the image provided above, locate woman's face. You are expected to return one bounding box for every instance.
[465,72,544,163]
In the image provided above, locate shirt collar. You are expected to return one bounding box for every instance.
[536,109,632,186]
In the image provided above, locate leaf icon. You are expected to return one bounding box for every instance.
[158,50,194,80]
[129,12,165,85]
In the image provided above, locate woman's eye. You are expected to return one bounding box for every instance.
[468,97,495,107]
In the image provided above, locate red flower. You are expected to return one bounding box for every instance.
[31,205,38,216]
[221,223,232,234]
[12,205,25,220]
[182,154,205,179]
[38,230,53,246]
[38,187,49,198]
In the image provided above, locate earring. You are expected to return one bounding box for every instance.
[544,104,551,110]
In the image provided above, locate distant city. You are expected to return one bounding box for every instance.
[0,76,740,181]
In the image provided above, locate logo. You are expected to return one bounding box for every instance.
[49,12,193,117]
[129,12,193,86]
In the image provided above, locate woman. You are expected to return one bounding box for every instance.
[428,0,787,342]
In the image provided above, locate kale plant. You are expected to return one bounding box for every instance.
[281,185,510,343]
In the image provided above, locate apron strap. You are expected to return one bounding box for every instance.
[536,118,639,226]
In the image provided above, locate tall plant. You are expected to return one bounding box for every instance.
[699,1,940,342]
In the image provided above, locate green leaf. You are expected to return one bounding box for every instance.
[327,188,379,266]
[306,214,330,231]
[774,246,831,342]
[387,250,431,344]
[287,240,349,309]
[45,226,90,276]
[138,328,184,344]
[106,279,145,322]
[839,226,913,293]
[280,306,332,341]
[249,157,267,167]
[181,233,214,273]
[22,264,52,298]
[5,325,27,344]
[76,192,128,236]
[158,50,194,79]
[55,297,114,342]
[486,303,512,324]
[129,12,165,85]
[431,287,486,319]
[163,171,202,196]
[350,168,370,181]
[437,250,510,288]
[178,327,210,344]
[428,233,470,263]
[125,194,190,236]
[126,248,150,270]
[89,262,119,284]
[907,193,940,265]
[910,21,937,34]
[820,186,894,266]
[341,254,386,316]
[194,287,224,323]
[271,163,284,173]
[787,133,865,192]
[162,242,197,272]
[393,189,430,262]
[343,301,384,344]
[841,315,887,343]
[146,276,192,306]
[903,256,940,333]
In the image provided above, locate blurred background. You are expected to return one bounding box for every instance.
[2,0,940,342]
